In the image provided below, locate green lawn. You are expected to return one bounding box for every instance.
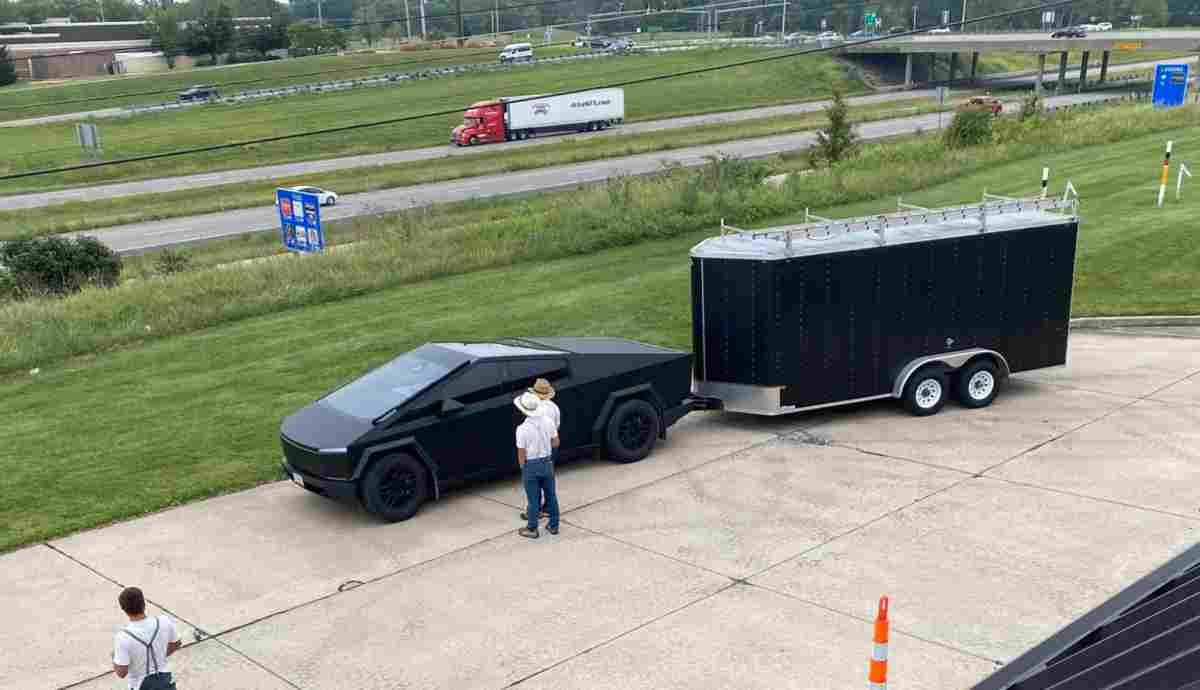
[0,42,580,120]
[0,97,941,239]
[0,48,852,192]
[2,107,1199,552]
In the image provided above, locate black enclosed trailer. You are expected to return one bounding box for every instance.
[689,196,1079,416]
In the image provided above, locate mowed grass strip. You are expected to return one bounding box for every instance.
[0,97,943,239]
[1,102,1196,378]
[0,49,851,192]
[4,110,1200,551]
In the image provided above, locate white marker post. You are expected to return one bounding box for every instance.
[1158,140,1173,208]
[1178,163,1192,201]
[1040,167,1049,199]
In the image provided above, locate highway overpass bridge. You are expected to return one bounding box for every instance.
[840,30,1200,93]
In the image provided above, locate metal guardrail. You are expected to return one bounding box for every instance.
[120,48,624,116]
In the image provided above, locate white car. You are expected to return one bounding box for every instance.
[1078,23,1100,31]
[1097,21,1113,30]
[276,186,339,207]
[929,26,952,33]
[816,31,843,41]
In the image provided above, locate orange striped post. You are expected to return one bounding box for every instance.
[869,596,889,690]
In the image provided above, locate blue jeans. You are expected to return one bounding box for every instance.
[522,456,560,532]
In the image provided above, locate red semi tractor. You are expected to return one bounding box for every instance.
[450,88,626,146]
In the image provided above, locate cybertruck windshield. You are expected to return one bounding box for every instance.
[320,344,468,421]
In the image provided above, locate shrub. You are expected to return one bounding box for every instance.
[1019,92,1041,122]
[944,108,994,149]
[155,248,193,275]
[0,45,19,87]
[0,236,121,298]
[810,84,858,167]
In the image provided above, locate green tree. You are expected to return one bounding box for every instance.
[944,107,994,149]
[0,46,17,87]
[811,84,858,167]
[192,2,236,63]
[145,7,181,68]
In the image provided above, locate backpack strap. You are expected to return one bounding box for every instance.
[123,617,162,676]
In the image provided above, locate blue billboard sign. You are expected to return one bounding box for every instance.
[276,188,324,253]
[1152,63,1190,108]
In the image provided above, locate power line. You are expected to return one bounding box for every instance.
[0,0,1075,182]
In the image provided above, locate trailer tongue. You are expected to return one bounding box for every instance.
[688,195,1080,417]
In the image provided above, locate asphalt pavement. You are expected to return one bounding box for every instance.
[6,328,1199,689]
[61,91,1116,254]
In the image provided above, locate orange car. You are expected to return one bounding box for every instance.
[964,96,1003,115]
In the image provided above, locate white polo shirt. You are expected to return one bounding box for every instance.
[536,398,560,430]
[516,414,555,460]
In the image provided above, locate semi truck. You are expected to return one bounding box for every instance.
[450,88,625,146]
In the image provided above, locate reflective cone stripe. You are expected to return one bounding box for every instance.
[869,596,889,689]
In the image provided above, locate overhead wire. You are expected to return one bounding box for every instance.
[0,0,1076,182]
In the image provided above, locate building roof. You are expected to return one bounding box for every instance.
[690,198,1078,261]
[974,542,1200,690]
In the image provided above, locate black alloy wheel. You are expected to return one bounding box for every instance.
[605,398,660,463]
[361,453,429,522]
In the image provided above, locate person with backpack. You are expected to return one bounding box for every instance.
[113,587,181,690]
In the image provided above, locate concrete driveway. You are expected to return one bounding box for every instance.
[5,328,1199,690]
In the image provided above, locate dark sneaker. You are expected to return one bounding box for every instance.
[547,526,559,535]
[520,511,550,521]
[518,527,539,539]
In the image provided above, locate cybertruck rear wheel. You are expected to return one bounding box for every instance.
[605,399,660,463]
[361,453,429,522]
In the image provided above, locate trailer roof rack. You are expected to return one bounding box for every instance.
[694,193,1079,261]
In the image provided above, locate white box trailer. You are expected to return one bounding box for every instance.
[503,88,625,139]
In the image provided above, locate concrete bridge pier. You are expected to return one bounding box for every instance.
[1036,53,1046,96]
[905,53,913,88]
[1099,50,1110,83]
[949,52,959,83]
[1055,51,1069,94]
[970,52,979,82]
[1079,50,1091,91]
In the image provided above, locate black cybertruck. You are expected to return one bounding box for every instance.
[281,337,694,521]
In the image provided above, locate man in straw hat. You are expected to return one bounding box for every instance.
[521,378,560,523]
[514,390,560,539]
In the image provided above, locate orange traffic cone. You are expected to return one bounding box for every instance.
[869,596,889,690]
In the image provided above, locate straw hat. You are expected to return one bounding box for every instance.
[529,378,556,400]
[514,391,541,417]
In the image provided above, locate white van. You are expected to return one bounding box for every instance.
[499,43,533,63]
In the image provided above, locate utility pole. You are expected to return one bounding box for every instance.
[404,0,411,38]
[912,3,917,28]
[960,0,967,30]
[493,0,498,37]
[98,0,105,22]
[317,0,324,27]
[781,0,786,36]
[419,0,426,38]
[455,0,463,45]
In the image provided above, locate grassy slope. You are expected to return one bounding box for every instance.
[0,98,940,239]
[2,117,1200,551]
[974,49,1187,75]
[0,48,850,192]
[0,42,580,120]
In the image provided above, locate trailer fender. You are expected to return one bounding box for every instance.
[592,385,667,445]
[892,349,1011,398]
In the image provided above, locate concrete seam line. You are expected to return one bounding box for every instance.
[502,581,739,688]
[744,581,1001,665]
[982,475,1200,524]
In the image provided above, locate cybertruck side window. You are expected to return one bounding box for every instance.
[504,359,568,392]
[322,347,462,420]
[442,362,505,404]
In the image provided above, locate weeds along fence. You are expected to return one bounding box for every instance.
[1,102,1195,373]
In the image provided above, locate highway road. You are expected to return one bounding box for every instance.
[2,91,941,210]
[2,54,1173,213]
[70,91,1115,254]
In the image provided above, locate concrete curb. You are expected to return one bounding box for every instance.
[1070,315,1200,329]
